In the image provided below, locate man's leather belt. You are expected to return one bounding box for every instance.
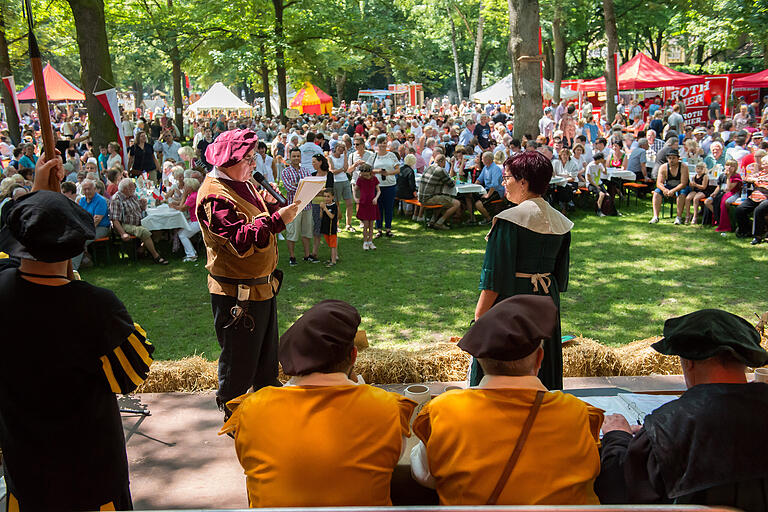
[210,273,274,286]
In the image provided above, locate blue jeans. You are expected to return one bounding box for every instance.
[376,185,397,230]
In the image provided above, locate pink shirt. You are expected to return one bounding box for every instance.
[186,191,198,222]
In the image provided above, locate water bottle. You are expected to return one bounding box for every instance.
[741,186,748,201]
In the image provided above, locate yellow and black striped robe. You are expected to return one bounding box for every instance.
[0,269,154,511]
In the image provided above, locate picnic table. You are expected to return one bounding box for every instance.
[141,204,191,231]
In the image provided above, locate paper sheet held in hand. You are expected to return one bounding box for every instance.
[293,176,327,207]
[581,393,677,425]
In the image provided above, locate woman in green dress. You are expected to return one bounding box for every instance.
[470,150,573,390]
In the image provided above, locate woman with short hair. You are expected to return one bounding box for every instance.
[371,134,400,238]
[470,151,572,389]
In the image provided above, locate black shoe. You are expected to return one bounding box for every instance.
[751,237,763,245]
[304,255,320,263]
[289,257,298,266]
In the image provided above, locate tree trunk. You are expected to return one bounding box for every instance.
[170,49,184,138]
[67,0,118,150]
[260,49,272,117]
[469,7,485,97]
[273,0,287,122]
[334,70,346,104]
[507,0,541,139]
[543,40,554,80]
[449,9,463,102]
[603,0,619,123]
[133,78,143,112]
[0,4,20,145]
[552,1,564,105]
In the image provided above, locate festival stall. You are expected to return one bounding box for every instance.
[578,53,703,92]
[16,63,85,102]
[187,82,253,113]
[289,83,333,115]
[388,83,423,107]
[733,69,768,88]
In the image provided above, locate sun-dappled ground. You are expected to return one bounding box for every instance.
[79,198,768,361]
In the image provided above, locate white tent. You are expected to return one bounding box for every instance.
[188,82,253,112]
[472,74,578,103]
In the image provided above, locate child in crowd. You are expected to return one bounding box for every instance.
[586,153,609,217]
[97,145,109,172]
[354,163,380,250]
[685,162,709,224]
[715,159,742,234]
[319,188,339,266]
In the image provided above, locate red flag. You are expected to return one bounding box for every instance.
[2,76,20,122]
[94,87,129,166]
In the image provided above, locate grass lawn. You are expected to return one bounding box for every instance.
[79,198,768,361]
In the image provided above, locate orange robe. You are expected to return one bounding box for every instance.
[220,384,416,507]
[413,380,603,505]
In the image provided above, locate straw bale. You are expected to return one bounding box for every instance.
[614,337,682,375]
[355,344,471,383]
[136,356,218,393]
[562,337,623,377]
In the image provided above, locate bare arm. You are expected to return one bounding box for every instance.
[475,289,499,320]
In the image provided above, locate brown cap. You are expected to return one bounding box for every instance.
[458,295,557,360]
[279,300,361,375]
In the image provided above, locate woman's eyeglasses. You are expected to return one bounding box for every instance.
[502,174,514,182]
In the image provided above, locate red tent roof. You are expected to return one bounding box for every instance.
[733,69,768,88]
[17,63,85,102]
[289,83,333,115]
[579,53,703,92]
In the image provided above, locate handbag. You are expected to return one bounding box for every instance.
[486,390,546,505]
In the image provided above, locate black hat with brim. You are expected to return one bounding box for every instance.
[652,309,768,367]
[0,190,95,262]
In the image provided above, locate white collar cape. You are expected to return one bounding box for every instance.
[486,197,574,240]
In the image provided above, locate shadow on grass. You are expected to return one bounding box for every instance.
[80,197,768,358]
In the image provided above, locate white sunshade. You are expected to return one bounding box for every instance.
[188,82,253,112]
[472,74,578,103]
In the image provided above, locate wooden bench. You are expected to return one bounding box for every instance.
[403,199,443,225]
[89,237,112,265]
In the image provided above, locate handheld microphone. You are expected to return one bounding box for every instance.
[253,171,288,205]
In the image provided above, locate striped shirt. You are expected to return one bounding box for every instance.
[281,164,313,211]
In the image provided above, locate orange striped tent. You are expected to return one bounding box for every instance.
[289,83,333,115]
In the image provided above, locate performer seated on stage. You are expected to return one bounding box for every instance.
[0,156,154,512]
[410,295,603,506]
[219,300,416,508]
[596,309,768,510]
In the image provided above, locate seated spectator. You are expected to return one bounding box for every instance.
[596,309,768,509]
[109,178,168,264]
[474,151,504,223]
[411,295,602,505]
[60,181,78,202]
[417,154,460,230]
[586,153,609,216]
[684,162,709,225]
[72,179,111,270]
[704,141,726,170]
[650,149,689,225]
[171,178,201,262]
[735,156,768,245]
[2,165,17,179]
[105,168,121,198]
[219,300,415,508]
[625,138,649,180]
[395,153,417,217]
[715,159,742,233]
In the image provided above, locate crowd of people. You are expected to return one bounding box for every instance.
[1,174,765,509]
[0,91,766,274]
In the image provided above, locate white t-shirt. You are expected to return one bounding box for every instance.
[371,151,399,187]
[299,141,323,169]
[586,161,607,186]
[256,154,275,183]
[330,153,348,182]
[421,147,433,165]
[349,150,374,184]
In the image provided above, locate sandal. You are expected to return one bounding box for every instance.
[154,256,169,265]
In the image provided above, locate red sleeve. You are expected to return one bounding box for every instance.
[197,197,285,256]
